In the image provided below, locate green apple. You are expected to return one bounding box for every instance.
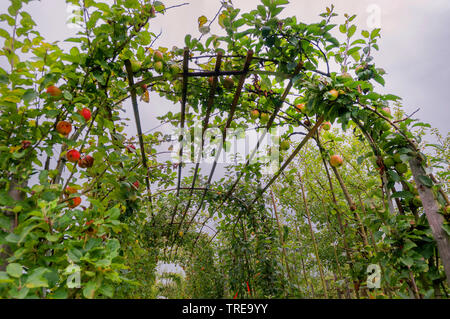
[250,109,259,120]
[280,140,290,151]
[260,112,270,124]
[154,61,163,73]
[395,162,408,174]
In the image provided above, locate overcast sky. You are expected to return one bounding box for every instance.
[0,0,448,165]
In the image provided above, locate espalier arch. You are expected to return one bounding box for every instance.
[0,0,448,299]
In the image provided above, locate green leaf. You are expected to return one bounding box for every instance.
[373,74,385,86]
[391,191,414,200]
[5,232,20,244]
[154,1,165,12]
[22,89,38,104]
[106,238,120,252]
[347,46,361,55]
[383,94,401,101]
[39,170,49,185]
[17,224,44,245]
[357,155,365,165]
[400,256,414,268]
[8,286,29,299]
[6,263,23,278]
[370,28,381,39]
[83,280,97,299]
[403,239,417,252]
[0,215,11,230]
[49,288,68,299]
[387,170,401,182]
[25,267,49,288]
[63,91,73,100]
[0,271,13,283]
[417,175,433,188]
[68,248,83,262]
[107,207,120,220]
[442,224,450,237]
[347,25,356,38]
[0,73,9,84]
[99,284,114,297]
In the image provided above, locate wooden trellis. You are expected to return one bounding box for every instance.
[124,47,450,287]
[126,48,320,256]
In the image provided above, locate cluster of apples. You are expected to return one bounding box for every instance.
[207,75,235,90]
[47,85,95,208]
[64,186,81,209]
[383,153,408,175]
[153,50,164,73]
[249,109,270,124]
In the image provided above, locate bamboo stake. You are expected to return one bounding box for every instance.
[294,223,315,298]
[269,189,293,287]
[297,171,328,298]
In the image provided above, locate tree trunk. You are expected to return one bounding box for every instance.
[409,156,450,286]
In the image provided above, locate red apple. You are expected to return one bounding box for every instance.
[68,197,81,208]
[56,121,72,135]
[79,108,91,121]
[381,107,391,116]
[295,103,306,113]
[148,5,156,18]
[330,154,343,168]
[21,140,31,149]
[46,85,62,97]
[126,144,136,153]
[260,112,270,124]
[65,186,78,195]
[78,155,94,168]
[66,149,81,162]
[132,181,140,189]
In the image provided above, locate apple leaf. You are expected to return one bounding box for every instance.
[6,263,23,278]
[417,175,433,188]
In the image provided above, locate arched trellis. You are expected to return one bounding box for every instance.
[123,48,450,287]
